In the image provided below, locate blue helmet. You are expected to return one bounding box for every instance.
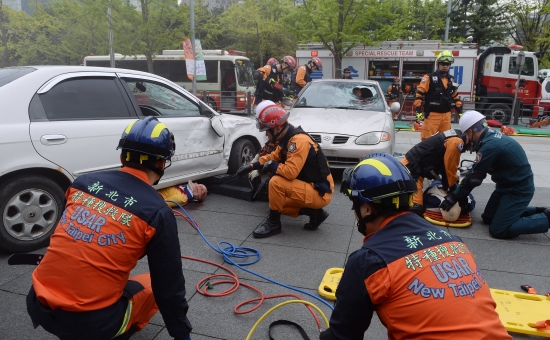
[342,152,416,204]
[117,117,175,161]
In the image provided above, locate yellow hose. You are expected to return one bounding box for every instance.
[245,300,330,340]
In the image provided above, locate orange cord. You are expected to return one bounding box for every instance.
[173,210,323,328]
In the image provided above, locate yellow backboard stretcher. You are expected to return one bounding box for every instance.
[319,268,550,337]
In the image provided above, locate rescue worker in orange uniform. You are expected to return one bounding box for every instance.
[236,103,334,238]
[266,57,278,66]
[26,117,192,340]
[400,129,465,216]
[290,57,322,96]
[254,55,296,105]
[320,152,511,340]
[414,50,463,140]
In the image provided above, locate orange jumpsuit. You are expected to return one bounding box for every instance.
[414,71,462,140]
[259,125,334,217]
[320,212,512,340]
[295,64,312,88]
[27,167,192,339]
[400,133,463,205]
[254,64,283,105]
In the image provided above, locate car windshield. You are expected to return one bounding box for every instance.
[235,59,255,88]
[0,67,36,87]
[293,81,386,112]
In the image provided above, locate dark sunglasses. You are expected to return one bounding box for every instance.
[439,63,451,66]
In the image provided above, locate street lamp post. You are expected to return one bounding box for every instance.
[444,0,452,42]
[511,50,525,125]
[190,0,196,95]
[108,3,115,68]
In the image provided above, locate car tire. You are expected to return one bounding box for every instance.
[228,139,256,174]
[0,176,65,253]
[486,103,512,124]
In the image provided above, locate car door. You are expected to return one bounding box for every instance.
[116,73,225,181]
[29,71,139,179]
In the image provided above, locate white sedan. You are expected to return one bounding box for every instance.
[0,66,266,253]
[289,79,398,168]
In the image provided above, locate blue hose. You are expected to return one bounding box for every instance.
[166,200,335,310]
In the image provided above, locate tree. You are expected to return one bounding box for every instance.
[7,3,69,65]
[0,0,12,67]
[116,0,187,73]
[293,0,369,78]
[505,0,550,60]
[407,0,447,40]
[219,0,296,67]
[449,0,508,45]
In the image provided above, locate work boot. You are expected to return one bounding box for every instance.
[253,210,281,238]
[539,207,550,224]
[481,213,493,225]
[409,204,425,217]
[299,208,329,230]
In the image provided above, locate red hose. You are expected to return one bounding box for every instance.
[173,210,323,328]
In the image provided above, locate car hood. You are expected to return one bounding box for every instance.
[288,108,389,135]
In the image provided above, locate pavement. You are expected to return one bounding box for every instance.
[1,126,550,340]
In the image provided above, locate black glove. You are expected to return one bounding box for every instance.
[236,164,253,177]
[440,192,459,211]
[261,160,279,174]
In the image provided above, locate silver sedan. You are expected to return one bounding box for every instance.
[289,79,398,168]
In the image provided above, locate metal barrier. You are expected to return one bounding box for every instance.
[461,96,542,126]
[390,94,543,126]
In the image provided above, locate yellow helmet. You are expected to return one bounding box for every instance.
[436,50,454,64]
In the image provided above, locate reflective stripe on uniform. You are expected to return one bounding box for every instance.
[112,301,133,338]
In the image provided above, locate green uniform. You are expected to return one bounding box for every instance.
[454,128,549,238]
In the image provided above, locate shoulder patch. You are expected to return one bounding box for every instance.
[300,66,306,70]
[457,142,463,151]
[421,78,427,82]
[288,142,297,153]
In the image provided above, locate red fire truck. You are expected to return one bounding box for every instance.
[296,41,542,123]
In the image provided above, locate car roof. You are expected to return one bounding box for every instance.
[312,78,379,85]
[20,65,162,78]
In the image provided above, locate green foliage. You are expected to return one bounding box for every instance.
[1,0,550,73]
[219,0,297,67]
[407,0,447,40]
[449,0,507,46]
[292,0,368,77]
[506,0,550,61]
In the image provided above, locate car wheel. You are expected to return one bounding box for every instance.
[486,103,512,124]
[0,176,65,253]
[228,139,256,174]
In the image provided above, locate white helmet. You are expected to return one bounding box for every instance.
[255,100,276,118]
[459,110,485,133]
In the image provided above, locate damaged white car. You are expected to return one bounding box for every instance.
[0,66,266,253]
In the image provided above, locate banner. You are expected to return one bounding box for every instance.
[182,38,207,81]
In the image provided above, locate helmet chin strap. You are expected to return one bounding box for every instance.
[143,163,164,185]
[352,199,376,236]
[269,127,284,142]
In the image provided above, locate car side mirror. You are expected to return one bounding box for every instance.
[390,102,400,113]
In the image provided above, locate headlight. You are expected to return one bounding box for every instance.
[355,131,391,145]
